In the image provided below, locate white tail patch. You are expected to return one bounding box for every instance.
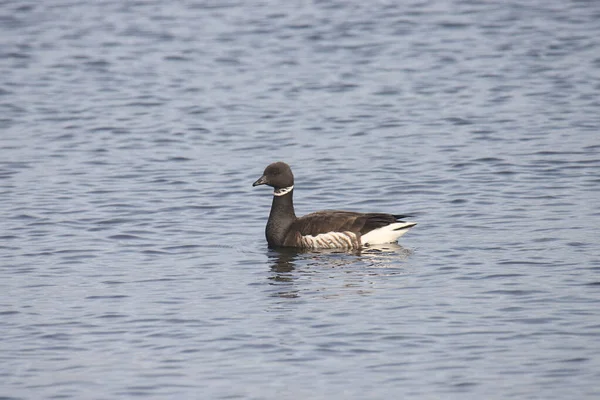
[360,222,417,246]
[300,231,360,249]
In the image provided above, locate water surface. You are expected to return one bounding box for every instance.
[1,0,600,399]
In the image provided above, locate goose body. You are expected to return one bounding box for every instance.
[253,162,416,249]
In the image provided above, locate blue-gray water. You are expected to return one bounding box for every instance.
[2,0,600,399]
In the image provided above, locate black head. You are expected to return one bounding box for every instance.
[252,161,294,189]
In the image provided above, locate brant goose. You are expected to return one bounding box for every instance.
[253,162,416,249]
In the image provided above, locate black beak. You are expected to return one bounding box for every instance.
[252,175,267,187]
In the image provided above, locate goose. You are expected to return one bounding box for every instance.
[253,162,416,249]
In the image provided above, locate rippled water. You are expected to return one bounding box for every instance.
[2,0,600,399]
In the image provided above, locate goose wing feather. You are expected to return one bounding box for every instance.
[290,210,402,236]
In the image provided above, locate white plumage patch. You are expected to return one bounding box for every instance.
[273,185,293,196]
[300,231,359,249]
[360,222,417,246]
[298,222,416,249]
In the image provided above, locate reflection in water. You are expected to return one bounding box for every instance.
[267,245,413,299]
[267,247,302,298]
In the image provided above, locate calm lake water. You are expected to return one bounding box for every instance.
[2,0,600,399]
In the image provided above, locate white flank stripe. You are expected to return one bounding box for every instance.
[360,222,417,246]
[302,231,358,249]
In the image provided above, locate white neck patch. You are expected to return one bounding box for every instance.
[273,185,293,197]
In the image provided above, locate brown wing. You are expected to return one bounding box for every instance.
[290,210,400,236]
